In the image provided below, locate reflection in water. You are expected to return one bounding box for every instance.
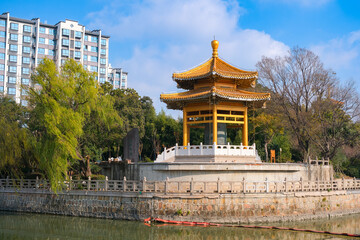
[0,211,359,240]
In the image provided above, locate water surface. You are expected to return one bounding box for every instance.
[0,211,359,239]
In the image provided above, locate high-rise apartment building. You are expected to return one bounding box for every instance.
[0,12,128,106]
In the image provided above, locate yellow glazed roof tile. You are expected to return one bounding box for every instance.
[161,86,270,102]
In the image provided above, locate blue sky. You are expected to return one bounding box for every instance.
[2,0,360,116]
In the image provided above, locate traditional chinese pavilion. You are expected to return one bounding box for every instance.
[161,40,270,147]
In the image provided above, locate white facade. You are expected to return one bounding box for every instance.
[0,12,128,105]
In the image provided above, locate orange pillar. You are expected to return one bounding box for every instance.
[242,107,248,146]
[183,108,188,146]
[212,104,217,144]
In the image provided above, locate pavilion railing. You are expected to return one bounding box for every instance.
[1,177,359,195]
[155,143,257,162]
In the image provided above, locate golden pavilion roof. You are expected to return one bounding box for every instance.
[173,40,258,90]
[161,86,270,110]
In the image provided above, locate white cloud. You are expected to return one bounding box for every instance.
[311,31,360,70]
[87,0,289,116]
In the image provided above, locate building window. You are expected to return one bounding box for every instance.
[21,100,28,107]
[48,39,55,45]
[100,68,106,74]
[9,55,17,62]
[23,35,31,43]
[39,37,45,44]
[23,25,31,32]
[91,36,98,43]
[75,51,81,58]
[90,66,98,72]
[101,39,106,46]
[22,67,30,75]
[8,76,16,84]
[0,75,3,81]
[10,34,18,41]
[100,58,106,64]
[48,50,54,56]
[23,46,31,54]
[0,86,3,92]
[9,66,17,73]
[101,49,106,55]
[22,78,30,85]
[62,29,70,36]
[115,73,120,78]
[62,39,69,46]
[61,49,69,56]
[10,45,18,52]
[10,23,18,30]
[75,41,81,48]
[83,65,88,70]
[90,56,98,62]
[0,20,5,27]
[38,48,45,54]
[0,53,4,60]
[75,31,82,38]
[91,46,98,53]
[0,64,4,70]
[0,31,5,38]
[8,87,16,95]
[21,89,28,96]
[84,35,88,41]
[39,27,45,34]
[121,81,126,87]
[23,57,30,64]
[0,42,4,49]
[37,59,43,64]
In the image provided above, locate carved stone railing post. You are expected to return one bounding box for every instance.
[217,177,221,193]
[284,178,287,192]
[35,176,39,189]
[123,176,127,192]
[342,177,345,190]
[163,147,167,161]
[187,143,191,155]
[142,177,147,192]
[105,176,108,191]
[265,177,269,193]
[300,177,303,192]
[354,177,356,189]
[87,176,91,191]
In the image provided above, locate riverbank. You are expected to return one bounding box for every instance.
[1,188,360,224]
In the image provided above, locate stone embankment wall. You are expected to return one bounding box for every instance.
[1,189,360,223]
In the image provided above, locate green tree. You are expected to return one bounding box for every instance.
[28,59,99,191]
[0,97,36,178]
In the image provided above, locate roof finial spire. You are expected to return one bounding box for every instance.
[211,39,219,58]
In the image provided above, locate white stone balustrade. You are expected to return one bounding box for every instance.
[155,143,257,162]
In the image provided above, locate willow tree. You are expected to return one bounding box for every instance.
[28,59,99,191]
[0,97,36,178]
